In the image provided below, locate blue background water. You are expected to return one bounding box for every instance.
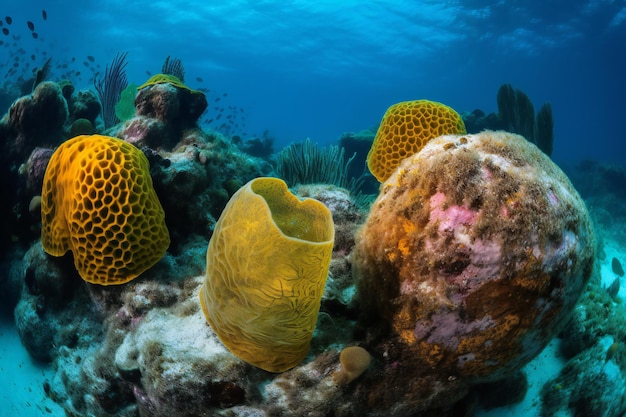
[1,0,624,167]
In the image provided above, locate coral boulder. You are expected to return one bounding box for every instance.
[354,131,594,410]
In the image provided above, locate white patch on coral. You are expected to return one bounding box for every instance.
[115,280,235,381]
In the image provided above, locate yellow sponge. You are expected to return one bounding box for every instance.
[367,100,466,182]
[41,134,170,285]
[137,73,202,94]
[200,177,334,372]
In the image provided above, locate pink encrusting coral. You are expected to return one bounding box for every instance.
[354,131,594,412]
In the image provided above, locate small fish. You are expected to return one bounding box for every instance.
[612,257,624,277]
[606,341,620,363]
[30,54,35,60]
[42,10,47,21]
[207,119,213,123]
[606,276,620,300]
[0,40,3,46]
[0,20,3,26]
[27,21,34,31]
[196,77,203,82]
[216,114,222,120]
[5,16,12,25]
[215,97,221,102]
[87,55,95,62]
[223,92,228,96]
[75,71,80,76]
[2,28,9,36]
[32,32,38,39]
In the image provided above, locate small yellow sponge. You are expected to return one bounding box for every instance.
[367,100,466,182]
[200,177,334,372]
[137,73,202,94]
[41,134,170,285]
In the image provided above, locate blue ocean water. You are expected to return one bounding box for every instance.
[1,0,624,167]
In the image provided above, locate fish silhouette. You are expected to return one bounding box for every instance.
[612,257,624,277]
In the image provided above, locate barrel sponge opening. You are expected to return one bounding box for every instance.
[200,177,334,372]
[40,134,170,285]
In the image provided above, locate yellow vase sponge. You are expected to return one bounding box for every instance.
[200,177,335,372]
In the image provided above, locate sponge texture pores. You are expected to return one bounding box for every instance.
[367,100,466,182]
[41,134,170,285]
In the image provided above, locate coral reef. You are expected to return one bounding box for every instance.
[148,129,269,248]
[13,179,372,417]
[566,160,626,243]
[540,337,626,417]
[367,100,466,182]
[353,131,593,411]
[14,242,102,362]
[113,74,208,149]
[1,59,606,416]
[1,81,68,160]
[200,178,335,372]
[41,134,170,285]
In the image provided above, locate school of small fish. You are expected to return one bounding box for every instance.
[1,8,248,139]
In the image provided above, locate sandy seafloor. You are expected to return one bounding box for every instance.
[0,235,623,417]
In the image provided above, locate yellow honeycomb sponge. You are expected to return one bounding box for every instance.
[200,177,334,372]
[41,134,170,285]
[367,99,466,182]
